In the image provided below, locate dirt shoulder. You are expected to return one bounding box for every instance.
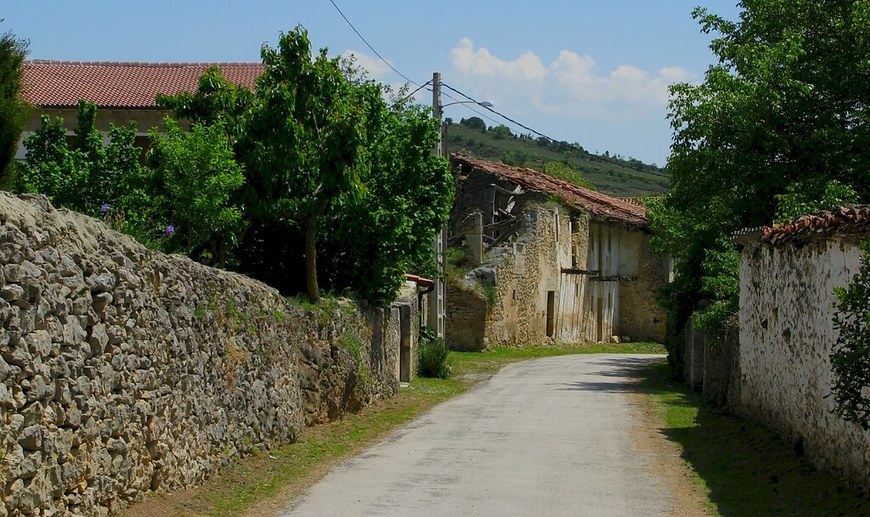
[628,390,714,517]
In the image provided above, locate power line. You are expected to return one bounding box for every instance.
[390,80,431,108]
[441,82,669,177]
[328,0,420,87]
[439,89,503,127]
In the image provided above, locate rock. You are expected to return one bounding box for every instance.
[609,335,621,344]
[24,330,53,359]
[0,191,401,515]
[87,273,116,294]
[92,292,112,312]
[62,317,87,346]
[19,425,43,451]
[0,284,25,302]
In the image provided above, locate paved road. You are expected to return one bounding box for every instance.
[280,354,673,517]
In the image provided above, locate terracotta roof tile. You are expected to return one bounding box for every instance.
[452,154,648,227]
[22,60,264,109]
[756,205,870,245]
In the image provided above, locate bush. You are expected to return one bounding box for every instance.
[831,240,870,430]
[417,330,451,379]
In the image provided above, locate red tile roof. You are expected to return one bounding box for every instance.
[757,206,870,245]
[22,60,264,109]
[452,154,649,227]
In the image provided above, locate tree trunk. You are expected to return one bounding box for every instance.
[305,213,320,303]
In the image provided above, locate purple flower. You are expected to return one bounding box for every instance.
[164,225,175,235]
[100,203,111,213]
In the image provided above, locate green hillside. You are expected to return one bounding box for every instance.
[444,122,670,197]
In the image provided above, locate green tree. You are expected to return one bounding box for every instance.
[490,124,512,140]
[459,116,486,131]
[321,97,452,301]
[0,22,30,185]
[240,27,374,303]
[156,66,255,144]
[649,0,870,375]
[20,100,146,217]
[148,119,246,266]
[157,28,453,304]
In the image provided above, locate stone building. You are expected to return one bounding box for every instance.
[446,155,669,350]
[17,60,264,159]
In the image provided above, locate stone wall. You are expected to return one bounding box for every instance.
[617,231,668,342]
[738,237,870,492]
[0,193,408,515]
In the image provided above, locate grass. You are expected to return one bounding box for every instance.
[124,341,662,517]
[638,361,870,516]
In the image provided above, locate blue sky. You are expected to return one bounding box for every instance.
[4,1,742,166]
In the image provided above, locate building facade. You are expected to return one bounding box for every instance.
[446,155,669,350]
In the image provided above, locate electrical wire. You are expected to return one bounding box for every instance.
[390,80,431,108]
[441,82,669,177]
[439,89,503,127]
[328,0,420,87]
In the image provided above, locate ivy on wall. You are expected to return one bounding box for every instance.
[831,240,870,430]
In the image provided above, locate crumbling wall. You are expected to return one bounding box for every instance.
[617,231,668,341]
[739,237,870,492]
[0,193,403,515]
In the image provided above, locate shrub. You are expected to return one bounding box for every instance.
[831,240,870,430]
[418,330,451,379]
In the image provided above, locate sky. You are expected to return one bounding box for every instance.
[3,1,743,166]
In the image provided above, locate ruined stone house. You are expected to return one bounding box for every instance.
[446,155,669,350]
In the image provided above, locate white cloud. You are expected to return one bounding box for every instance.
[451,38,547,81]
[342,49,391,79]
[449,39,694,118]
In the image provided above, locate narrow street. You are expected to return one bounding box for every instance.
[280,354,693,517]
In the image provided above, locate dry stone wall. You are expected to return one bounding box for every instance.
[739,237,870,492]
[0,193,403,516]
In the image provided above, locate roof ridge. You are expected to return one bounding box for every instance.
[451,154,648,226]
[25,60,262,67]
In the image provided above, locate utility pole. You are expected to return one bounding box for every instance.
[428,72,446,339]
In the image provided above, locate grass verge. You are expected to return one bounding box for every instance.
[124,341,662,517]
[638,361,870,516]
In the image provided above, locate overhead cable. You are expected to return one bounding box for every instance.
[328,0,420,87]
[441,82,669,177]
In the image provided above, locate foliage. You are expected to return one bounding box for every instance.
[239,27,375,303]
[417,328,452,379]
[490,124,512,140]
[19,100,148,219]
[445,123,666,196]
[148,119,246,266]
[649,0,870,374]
[459,116,486,131]
[831,240,870,430]
[159,28,451,304]
[542,161,596,190]
[774,179,859,224]
[156,66,254,142]
[320,96,452,302]
[0,22,29,186]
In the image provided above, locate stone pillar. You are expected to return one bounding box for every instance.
[464,211,483,265]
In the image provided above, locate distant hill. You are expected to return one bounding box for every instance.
[444,120,669,197]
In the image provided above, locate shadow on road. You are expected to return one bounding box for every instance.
[560,359,870,516]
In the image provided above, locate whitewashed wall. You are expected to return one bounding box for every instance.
[739,237,870,492]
